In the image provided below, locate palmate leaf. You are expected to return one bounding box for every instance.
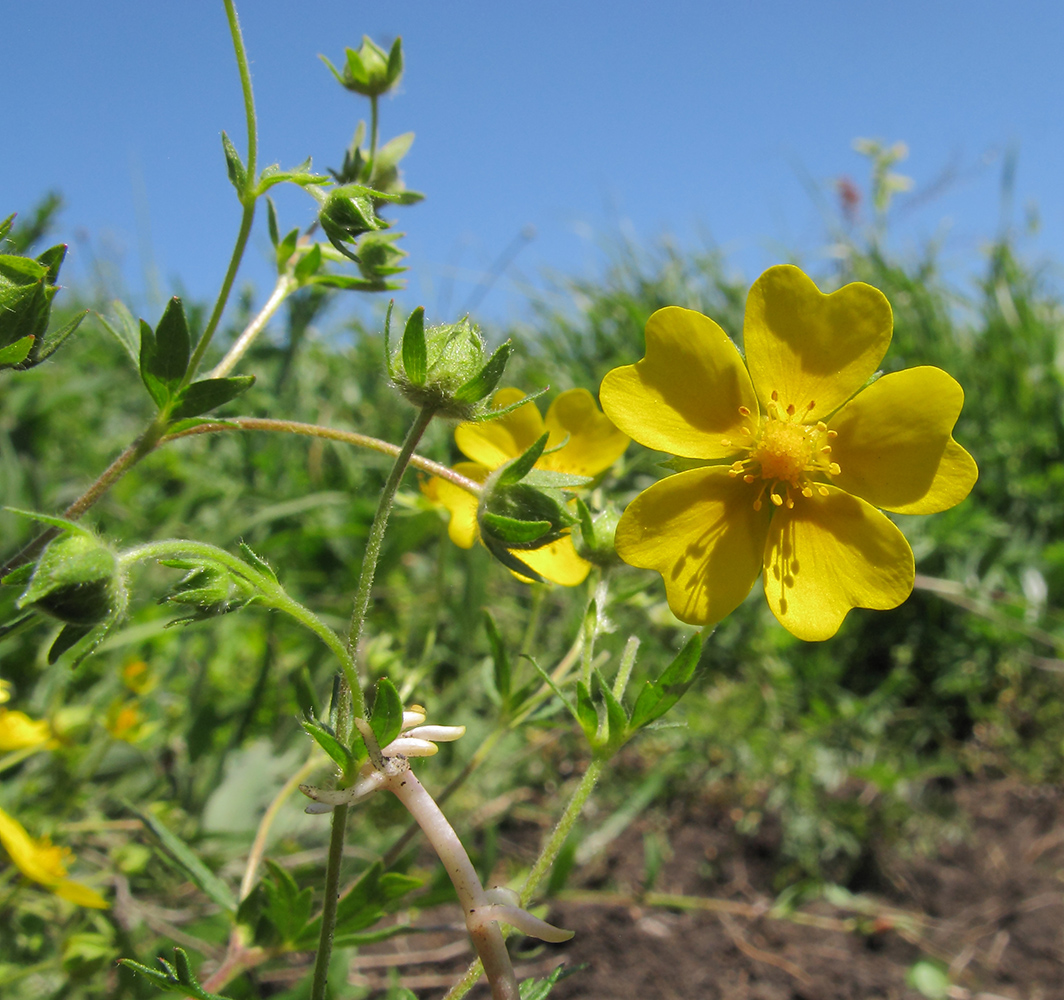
[119,948,233,1000]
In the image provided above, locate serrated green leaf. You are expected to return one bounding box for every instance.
[221,131,247,193]
[401,306,426,385]
[125,803,236,912]
[369,677,403,750]
[119,948,233,999]
[301,720,356,772]
[170,376,255,421]
[453,340,512,404]
[483,611,511,703]
[497,433,549,488]
[261,859,313,944]
[628,633,703,731]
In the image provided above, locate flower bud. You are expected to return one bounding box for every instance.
[390,307,512,420]
[318,184,385,262]
[572,501,623,568]
[321,37,403,98]
[162,563,252,624]
[356,231,407,285]
[17,533,124,627]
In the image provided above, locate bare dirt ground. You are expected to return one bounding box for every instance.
[345,778,1064,1000]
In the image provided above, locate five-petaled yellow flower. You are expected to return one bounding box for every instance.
[430,388,629,586]
[600,265,977,641]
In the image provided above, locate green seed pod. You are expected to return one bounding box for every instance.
[18,533,124,626]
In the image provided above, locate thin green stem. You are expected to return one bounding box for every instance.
[209,272,296,378]
[186,0,259,381]
[345,405,437,669]
[309,803,350,1000]
[163,417,482,494]
[369,95,379,168]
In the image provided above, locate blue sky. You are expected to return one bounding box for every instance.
[4,2,1062,330]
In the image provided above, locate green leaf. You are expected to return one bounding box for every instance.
[521,468,592,490]
[306,273,402,292]
[483,611,511,703]
[524,656,575,717]
[596,671,630,752]
[481,512,552,545]
[301,719,356,773]
[0,335,34,366]
[98,299,140,366]
[266,197,279,247]
[170,376,255,421]
[453,339,512,404]
[497,433,549,487]
[35,309,87,363]
[153,297,191,382]
[401,306,426,385]
[369,677,403,750]
[47,623,93,664]
[255,159,330,195]
[0,213,13,243]
[520,962,583,1000]
[261,859,313,944]
[374,132,414,173]
[119,948,234,999]
[906,959,951,1000]
[628,633,703,731]
[276,227,299,272]
[221,131,247,193]
[575,681,599,744]
[3,506,92,537]
[293,243,322,283]
[125,802,236,912]
[165,416,240,435]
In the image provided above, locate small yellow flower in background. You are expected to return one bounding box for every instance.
[121,659,155,695]
[0,806,108,908]
[105,700,147,742]
[600,264,978,641]
[0,707,53,752]
[429,387,629,586]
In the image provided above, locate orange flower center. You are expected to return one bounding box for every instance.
[722,392,841,510]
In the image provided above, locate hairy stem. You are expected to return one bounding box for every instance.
[210,272,295,378]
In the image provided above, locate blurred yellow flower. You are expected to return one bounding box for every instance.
[600,264,977,640]
[0,708,53,752]
[0,806,108,908]
[430,388,629,585]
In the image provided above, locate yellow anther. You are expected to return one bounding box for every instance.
[801,485,813,497]
[786,403,796,416]
[821,445,832,454]
[817,485,829,497]
[816,421,827,433]
[829,462,841,475]
[753,498,762,511]
[771,390,779,401]
[770,493,783,507]
[721,438,732,447]
[738,405,751,416]
[827,429,837,439]
[785,496,794,509]
[743,474,756,484]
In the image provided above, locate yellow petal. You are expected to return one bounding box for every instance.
[829,366,978,514]
[455,388,545,469]
[744,265,893,421]
[512,535,591,587]
[0,806,69,884]
[0,708,52,751]
[600,307,758,459]
[763,487,914,641]
[432,462,488,549]
[615,467,769,624]
[53,878,109,909]
[541,388,629,477]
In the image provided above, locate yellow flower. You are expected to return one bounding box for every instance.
[0,806,108,908]
[430,388,629,585]
[599,265,977,641]
[0,708,53,752]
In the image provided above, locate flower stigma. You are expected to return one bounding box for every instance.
[725,393,841,510]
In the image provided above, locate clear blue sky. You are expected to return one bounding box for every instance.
[4,1,1061,330]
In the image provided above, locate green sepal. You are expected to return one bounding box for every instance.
[0,213,13,243]
[480,512,552,545]
[47,623,93,665]
[453,340,513,404]
[483,610,511,704]
[118,947,233,1000]
[33,309,86,364]
[497,433,548,487]
[17,532,121,627]
[221,131,247,193]
[481,536,544,583]
[305,273,402,292]
[575,681,599,744]
[369,676,403,750]
[595,669,630,754]
[401,306,426,385]
[4,506,92,537]
[0,336,34,366]
[124,803,237,912]
[237,542,277,582]
[169,376,255,421]
[628,633,703,731]
[301,719,357,774]
[521,468,591,490]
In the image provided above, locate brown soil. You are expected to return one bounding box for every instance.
[346,779,1064,1000]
